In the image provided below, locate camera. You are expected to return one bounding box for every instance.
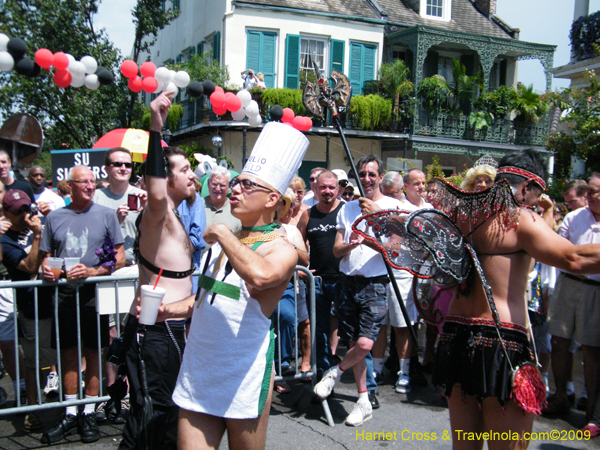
[127,194,140,210]
[29,203,38,215]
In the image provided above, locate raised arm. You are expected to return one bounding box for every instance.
[144,93,172,222]
[16,214,44,274]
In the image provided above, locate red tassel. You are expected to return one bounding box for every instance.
[511,364,547,414]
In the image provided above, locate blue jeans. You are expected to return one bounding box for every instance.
[273,282,296,368]
[313,277,336,371]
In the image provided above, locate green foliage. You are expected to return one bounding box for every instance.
[260,88,306,115]
[166,104,184,131]
[512,84,549,123]
[32,149,53,175]
[131,103,151,130]
[131,0,179,62]
[425,156,444,180]
[417,75,450,113]
[349,95,392,131]
[468,111,494,130]
[0,0,130,151]
[546,177,568,203]
[473,85,516,119]
[378,59,414,120]
[173,52,229,88]
[446,58,482,114]
[216,155,234,169]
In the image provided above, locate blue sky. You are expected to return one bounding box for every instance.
[95,0,600,93]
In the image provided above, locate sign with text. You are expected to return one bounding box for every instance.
[50,148,109,187]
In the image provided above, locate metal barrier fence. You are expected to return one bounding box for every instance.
[0,266,334,426]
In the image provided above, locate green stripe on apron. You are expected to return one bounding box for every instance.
[257,326,275,416]
[197,274,240,301]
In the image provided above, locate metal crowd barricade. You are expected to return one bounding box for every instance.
[0,271,139,417]
[273,266,334,427]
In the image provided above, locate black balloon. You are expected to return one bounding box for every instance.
[14,57,35,76]
[270,105,284,122]
[97,67,114,85]
[7,37,27,61]
[202,80,215,96]
[187,81,204,98]
[30,62,41,77]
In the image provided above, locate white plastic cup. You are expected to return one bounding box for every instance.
[47,257,64,280]
[139,285,167,325]
[64,257,80,279]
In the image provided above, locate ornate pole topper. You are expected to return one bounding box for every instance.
[302,62,419,349]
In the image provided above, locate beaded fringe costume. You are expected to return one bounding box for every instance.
[352,178,546,413]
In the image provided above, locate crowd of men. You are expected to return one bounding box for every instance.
[0,94,599,448]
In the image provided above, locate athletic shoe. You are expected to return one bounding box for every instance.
[395,373,411,394]
[314,367,338,399]
[373,370,384,385]
[345,399,372,426]
[44,372,60,396]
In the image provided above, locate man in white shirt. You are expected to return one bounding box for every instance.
[27,166,65,214]
[314,155,402,426]
[545,173,600,432]
[403,169,431,209]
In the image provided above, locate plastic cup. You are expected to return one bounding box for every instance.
[64,257,80,279]
[139,285,167,325]
[47,257,64,280]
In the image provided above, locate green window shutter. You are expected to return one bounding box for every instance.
[197,42,204,56]
[261,32,276,88]
[169,58,175,66]
[161,2,165,12]
[213,31,221,63]
[363,44,376,84]
[349,42,364,95]
[330,39,345,74]
[176,53,182,64]
[246,31,261,72]
[173,0,180,10]
[285,34,300,89]
[189,46,195,58]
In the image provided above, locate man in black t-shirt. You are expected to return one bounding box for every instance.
[0,150,35,202]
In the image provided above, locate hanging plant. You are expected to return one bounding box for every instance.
[349,94,392,131]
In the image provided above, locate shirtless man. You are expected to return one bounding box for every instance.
[119,93,197,450]
[431,150,600,450]
[151,121,308,449]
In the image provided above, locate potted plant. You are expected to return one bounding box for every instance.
[378,59,415,131]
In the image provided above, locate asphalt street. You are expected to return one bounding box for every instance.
[0,345,598,450]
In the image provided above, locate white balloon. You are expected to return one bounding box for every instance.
[237,90,252,108]
[71,76,85,88]
[244,100,259,117]
[70,61,86,79]
[66,53,76,69]
[163,81,178,99]
[0,51,14,71]
[173,70,190,88]
[84,74,100,90]
[0,34,9,52]
[231,108,246,121]
[80,55,97,74]
[168,70,176,82]
[154,81,165,94]
[248,114,262,127]
[154,67,170,84]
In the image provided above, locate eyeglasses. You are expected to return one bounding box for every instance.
[587,188,600,197]
[210,181,228,190]
[229,177,273,192]
[70,179,95,186]
[338,180,348,188]
[358,171,378,178]
[108,161,133,169]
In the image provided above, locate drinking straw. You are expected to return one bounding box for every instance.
[153,268,163,290]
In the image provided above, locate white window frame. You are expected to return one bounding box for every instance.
[300,34,329,79]
[420,0,452,22]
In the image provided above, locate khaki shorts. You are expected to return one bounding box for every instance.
[18,312,58,369]
[383,271,416,328]
[547,273,600,347]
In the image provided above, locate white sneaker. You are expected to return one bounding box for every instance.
[44,372,59,395]
[345,399,372,426]
[314,367,338,399]
[395,372,411,394]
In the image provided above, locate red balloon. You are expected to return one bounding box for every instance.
[128,76,143,92]
[214,85,224,94]
[140,61,156,78]
[35,49,54,69]
[121,59,138,78]
[54,69,72,88]
[142,76,158,93]
[225,95,242,112]
[282,108,295,123]
[212,104,227,116]
[304,117,313,131]
[53,52,69,71]
[292,116,305,130]
[210,91,226,109]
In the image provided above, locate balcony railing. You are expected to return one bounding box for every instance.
[174,94,548,147]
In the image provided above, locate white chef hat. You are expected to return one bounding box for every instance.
[242,122,309,195]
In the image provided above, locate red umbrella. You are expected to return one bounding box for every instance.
[92,128,168,162]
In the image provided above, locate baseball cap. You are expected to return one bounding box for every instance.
[2,190,32,214]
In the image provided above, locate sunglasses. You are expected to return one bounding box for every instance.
[341,192,354,198]
[309,177,317,182]
[109,161,133,169]
[358,171,378,178]
[230,177,273,192]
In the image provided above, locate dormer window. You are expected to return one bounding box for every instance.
[420,0,451,21]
